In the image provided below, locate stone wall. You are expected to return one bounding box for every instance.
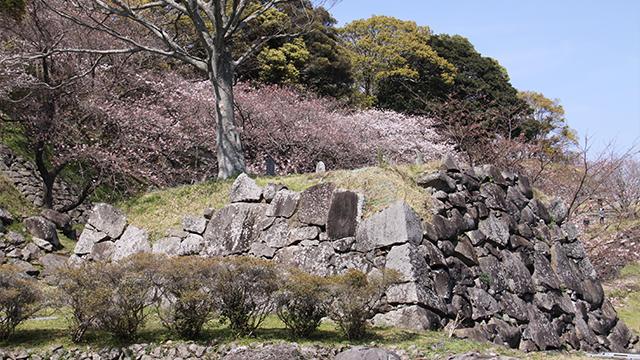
[0,144,92,223]
[72,158,633,353]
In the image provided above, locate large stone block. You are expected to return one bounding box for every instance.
[23,216,59,247]
[478,213,509,247]
[152,237,181,257]
[326,190,359,240]
[467,287,500,320]
[229,173,262,203]
[478,255,508,293]
[502,250,536,296]
[203,203,267,257]
[480,182,508,211]
[87,203,127,239]
[386,243,429,282]
[41,209,72,232]
[112,226,150,261]
[416,172,457,192]
[372,305,441,331]
[297,182,336,226]
[527,304,561,349]
[265,189,300,218]
[182,214,207,235]
[386,281,447,315]
[532,252,561,290]
[273,243,335,277]
[74,225,109,255]
[355,201,422,252]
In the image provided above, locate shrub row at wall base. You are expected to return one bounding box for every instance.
[70,156,633,353]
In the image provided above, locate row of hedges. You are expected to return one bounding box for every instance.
[0,255,401,342]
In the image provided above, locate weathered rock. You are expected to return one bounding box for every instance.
[429,214,458,241]
[182,214,207,234]
[334,347,400,360]
[417,172,457,192]
[506,186,528,211]
[222,343,300,360]
[229,173,262,203]
[372,305,441,331]
[386,281,448,315]
[386,243,429,282]
[451,294,473,320]
[327,190,360,240]
[547,198,568,225]
[488,318,521,348]
[265,190,300,218]
[87,203,127,239]
[41,209,72,232]
[527,304,561,349]
[608,320,632,352]
[550,243,584,295]
[333,252,371,274]
[297,182,336,226]
[466,230,486,246]
[355,201,422,252]
[32,237,54,252]
[502,250,536,296]
[478,213,509,247]
[564,240,587,259]
[74,225,109,255]
[23,216,60,247]
[447,257,475,287]
[263,183,287,203]
[454,323,491,343]
[527,199,551,225]
[467,287,500,320]
[483,165,508,187]
[261,218,293,248]
[500,292,529,322]
[179,233,204,255]
[39,253,69,273]
[442,153,460,172]
[454,235,478,266]
[152,237,182,256]
[561,221,579,242]
[532,252,561,290]
[480,183,508,211]
[478,255,508,293]
[10,259,39,276]
[421,241,447,268]
[250,242,277,258]
[90,241,115,261]
[0,205,13,224]
[516,175,533,199]
[273,243,335,276]
[112,226,150,261]
[21,243,42,261]
[203,203,267,257]
[290,226,320,243]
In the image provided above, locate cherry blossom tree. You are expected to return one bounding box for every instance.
[35,0,336,179]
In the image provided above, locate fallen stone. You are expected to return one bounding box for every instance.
[112,226,150,261]
[373,305,441,331]
[41,209,72,232]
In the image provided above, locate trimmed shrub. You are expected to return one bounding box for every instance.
[99,253,160,341]
[275,268,330,338]
[328,268,401,340]
[0,264,42,340]
[53,261,111,342]
[216,257,280,336]
[156,256,219,339]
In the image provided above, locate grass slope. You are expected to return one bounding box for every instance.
[119,163,440,241]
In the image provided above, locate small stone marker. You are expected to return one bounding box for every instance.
[315,161,326,173]
[266,157,275,176]
[414,149,424,165]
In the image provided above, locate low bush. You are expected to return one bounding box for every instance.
[54,261,114,342]
[216,257,280,337]
[0,264,42,341]
[328,268,401,340]
[99,254,160,341]
[275,268,331,338]
[156,256,220,339]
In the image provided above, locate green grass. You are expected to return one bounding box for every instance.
[604,264,640,332]
[119,163,441,241]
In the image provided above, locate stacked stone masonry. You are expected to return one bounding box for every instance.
[0,144,92,223]
[71,161,631,353]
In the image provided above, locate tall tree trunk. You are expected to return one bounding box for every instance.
[210,46,246,180]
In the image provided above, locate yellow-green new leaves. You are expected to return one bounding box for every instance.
[339,15,456,107]
[258,38,310,84]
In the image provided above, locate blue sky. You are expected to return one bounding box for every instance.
[327,0,640,155]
